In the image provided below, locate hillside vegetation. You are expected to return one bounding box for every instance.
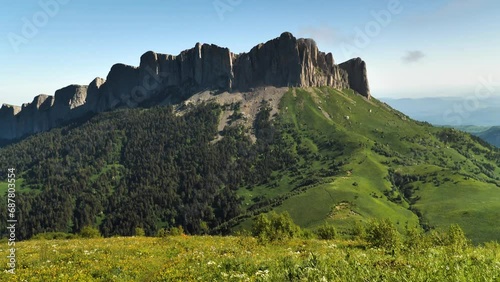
[477,126,500,147]
[1,87,500,243]
[1,232,499,281]
[450,125,500,148]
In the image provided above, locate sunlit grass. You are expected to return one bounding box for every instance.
[0,236,499,281]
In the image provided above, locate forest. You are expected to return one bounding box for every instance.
[0,101,309,239]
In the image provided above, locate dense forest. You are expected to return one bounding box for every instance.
[0,101,313,239]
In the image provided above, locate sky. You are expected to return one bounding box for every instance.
[1,0,499,106]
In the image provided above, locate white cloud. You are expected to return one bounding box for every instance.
[297,24,352,46]
[401,50,425,64]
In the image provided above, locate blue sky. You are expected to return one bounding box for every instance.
[1,0,499,106]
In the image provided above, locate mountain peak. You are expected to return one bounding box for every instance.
[280,31,294,39]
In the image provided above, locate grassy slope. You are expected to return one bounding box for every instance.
[238,87,500,243]
[1,236,499,281]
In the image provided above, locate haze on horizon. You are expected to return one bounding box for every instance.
[1,0,499,106]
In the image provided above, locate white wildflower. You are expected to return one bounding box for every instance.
[255,269,269,277]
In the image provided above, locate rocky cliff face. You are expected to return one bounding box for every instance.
[0,32,370,141]
[339,58,370,99]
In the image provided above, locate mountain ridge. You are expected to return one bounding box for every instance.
[0,32,370,141]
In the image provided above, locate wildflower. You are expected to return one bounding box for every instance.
[255,269,269,277]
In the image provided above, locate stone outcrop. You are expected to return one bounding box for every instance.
[339,58,371,99]
[0,104,21,140]
[85,77,106,112]
[0,32,371,141]
[232,32,351,90]
[17,95,53,137]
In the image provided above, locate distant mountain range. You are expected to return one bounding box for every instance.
[382,97,500,147]
[381,97,500,127]
[476,126,500,147]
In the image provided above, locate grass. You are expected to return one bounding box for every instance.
[0,178,34,195]
[89,163,124,183]
[414,174,500,243]
[274,160,420,234]
[1,235,499,281]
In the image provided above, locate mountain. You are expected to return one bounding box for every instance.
[381,97,500,126]
[477,126,500,147]
[446,126,499,148]
[1,33,500,243]
[0,32,369,142]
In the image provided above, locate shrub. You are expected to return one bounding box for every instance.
[157,228,167,237]
[168,226,185,236]
[446,224,469,250]
[404,226,428,252]
[157,226,185,237]
[79,226,102,238]
[364,219,401,252]
[428,224,469,250]
[32,232,76,240]
[315,223,337,240]
[429,229,448,246]
[135,227,146,237]
[351,222,366,240]
[301,228,316,239]
[252,211,301,242]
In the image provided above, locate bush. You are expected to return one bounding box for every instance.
[168,226,185,236]
[404,226,428,252]
[252,211,301,242]
[351,222,366,239]
[315,223,337,240]
[135,227,146,237]
[428,224,469,250]
[301,228,316,239]
[364,219,401,252]
[428,229,448,246]
[157,226,185,237]
[447,224,469,250]
[32,232,76,240]
[79,226,102,238]
[157,228,167,237]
